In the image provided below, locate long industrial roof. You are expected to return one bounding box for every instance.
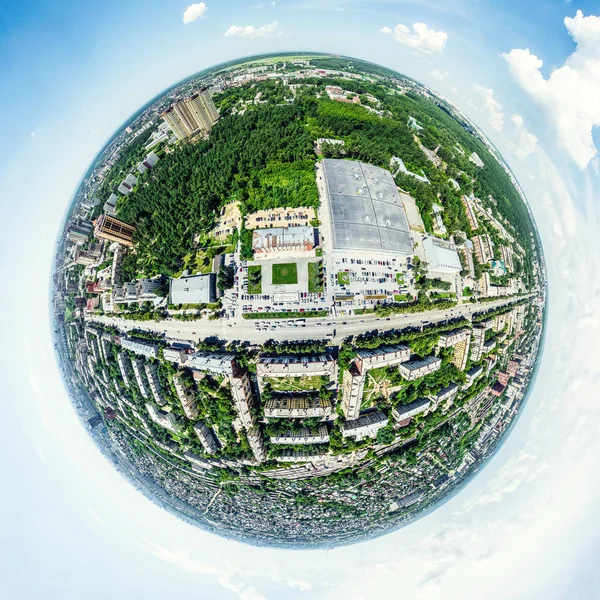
[322,159,413,255]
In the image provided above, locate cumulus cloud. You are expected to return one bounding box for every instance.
[183,3,208,24]
[474,85,504,132]
[225,21,280,38]
[429,69,448,82]
[510,114,538,160]
[380,22,447,54]
[503,10,600,169]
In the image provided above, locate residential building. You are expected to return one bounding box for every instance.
[94,214,135,247]
[276,449,327,463]
[270,426,330,445]
[437,328,471,371]
[464,365,484,389]
[146,403,180,433]
[120,337,159,359]
[173,373,199,419]
[342,410,388,441]
[461,195,479,231]
[67,224,92,244]
[103,193,118,215]
[472,234,493,264]
[398,356,442,381]
[194,421,219,454]
[144,363,165,406]
[257,354,336,380]
[391,398,430,422]
[117,173,138,195]
[187,352,236,375]
[264,395,333,419]
[136,151,160,174]
[469,152,484,168]
[230,372,254,428]
[131,358,150,398]
[246,426,266,463]
[161,88,219,140]
[163,347,189,364]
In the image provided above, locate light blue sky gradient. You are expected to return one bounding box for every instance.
[2,1,600,599]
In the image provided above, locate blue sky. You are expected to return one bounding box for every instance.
[2,1,600,599]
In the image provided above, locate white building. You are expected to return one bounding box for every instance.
[170,273,216,305]
[144,363,165,406]
[120,337,159,359]
[398,356,442,381]
[146,403,180,433]
[173,373,199,419]
[131,358,150,398]
[117,173,138,195]
[423,236,462,275]
[193,421,219,454]
[342,410,388,441]
[392,398,430,423]
[187,352,236,375]
[270,426,330,445]
[230,373,254,429]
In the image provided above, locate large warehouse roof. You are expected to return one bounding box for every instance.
[322,159,413,255]
[422,236,462,274]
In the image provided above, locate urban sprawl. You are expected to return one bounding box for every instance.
[52,54,546,547]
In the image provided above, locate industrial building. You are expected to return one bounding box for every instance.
[321,159,413,255]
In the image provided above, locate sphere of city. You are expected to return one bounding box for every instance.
[53,53,545,547]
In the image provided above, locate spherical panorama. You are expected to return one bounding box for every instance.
[52,53,546,548]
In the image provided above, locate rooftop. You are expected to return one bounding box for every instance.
[322,159,413,255]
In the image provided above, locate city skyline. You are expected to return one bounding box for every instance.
[1,1,600,599]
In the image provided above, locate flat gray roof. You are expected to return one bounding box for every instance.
[322,159,413,255]
[170,273,215,305]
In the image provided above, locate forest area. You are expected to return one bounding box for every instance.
[113,64,535,280]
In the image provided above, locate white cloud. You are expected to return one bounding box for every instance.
[429,69,448,82]
[225,21,280,38]
[510,114,538,160]
[183,3,208,25]
[503,10,600,169]
[380,22,447,54]
[474,85,504,132]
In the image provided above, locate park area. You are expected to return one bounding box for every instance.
[308,261,324,293]
[337,271,351,285]
[248,265,262,295]
[272,262,298,285]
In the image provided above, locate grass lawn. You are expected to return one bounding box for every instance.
[337,271,350,285]
[247,265,262,295]
[308,261,324,293]
[395,273,405,285]
[394,293,413,302]
[272,262,298,285]
[263,375,326,392]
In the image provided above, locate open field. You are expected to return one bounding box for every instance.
[272,262,298,285]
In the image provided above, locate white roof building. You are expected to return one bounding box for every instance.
[423,236,462,275]
[120,337,159,359]
[169,273,216,305]
[187,352,236,375]
[146,403,180,433]
[342,410,388,441]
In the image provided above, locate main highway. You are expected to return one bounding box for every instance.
[87,296,527,346]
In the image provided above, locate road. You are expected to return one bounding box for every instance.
[87,296,526,346]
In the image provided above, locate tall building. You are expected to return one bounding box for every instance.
[161,88,219,140]
[94,214,135,247]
